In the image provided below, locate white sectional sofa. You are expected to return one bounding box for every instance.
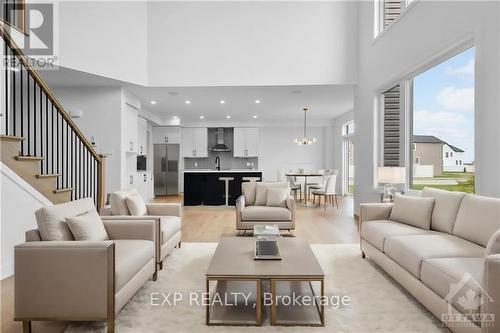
[360,188,500,333]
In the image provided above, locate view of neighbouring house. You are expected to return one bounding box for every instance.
[413,135,467,177]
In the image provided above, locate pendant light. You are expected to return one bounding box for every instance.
[294,108,317,145]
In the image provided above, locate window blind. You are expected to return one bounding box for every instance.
[384,0,402,28]
[383,85,401,167]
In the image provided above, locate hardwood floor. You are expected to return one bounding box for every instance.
[1,195,358,333]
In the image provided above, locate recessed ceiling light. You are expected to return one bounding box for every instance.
[150,100,157,105]
[253,115,258,119]
[220,100,226,104]
[173,116,179,119]
[200,115,204,119]
[226,115,231,119]
[185,100,191,104]
[255,100,261,104]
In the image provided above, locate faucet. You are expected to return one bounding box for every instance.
[215,156,221,171]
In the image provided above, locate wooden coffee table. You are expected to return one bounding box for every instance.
[205,237,325,326]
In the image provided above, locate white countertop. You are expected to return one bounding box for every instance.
[182,169,261,173]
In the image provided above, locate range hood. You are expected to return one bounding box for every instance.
[210,128,231,152]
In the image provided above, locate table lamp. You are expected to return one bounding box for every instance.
[377,167,406,203]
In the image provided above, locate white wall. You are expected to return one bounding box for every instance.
[355,1,500,213]
[52,87,123,195]
[1,163,52,279]
[258,126,326,182]
[147,1,357,87]
[57,1,148,85]
[45,1,357,87]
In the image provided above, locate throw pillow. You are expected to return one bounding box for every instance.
[35,197,95,241]
[242,182,256,205]
[390,194,435,230]
[126,193,148,216]
[66,208,109,241]
[110,188,138,215]
[266,188,289,207]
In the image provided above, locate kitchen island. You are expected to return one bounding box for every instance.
[183,170,262,206]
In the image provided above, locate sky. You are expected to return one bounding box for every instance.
[413,47,475,163]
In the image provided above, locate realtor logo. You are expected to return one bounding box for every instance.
[3,2,54,55]
[442,273,495,328]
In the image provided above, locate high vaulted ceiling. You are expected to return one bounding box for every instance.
[41,66,354,122]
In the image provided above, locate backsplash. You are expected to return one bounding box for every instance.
[184,128,259,170]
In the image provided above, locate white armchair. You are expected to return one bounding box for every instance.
[236,182,296,231]
[100,189,182,270]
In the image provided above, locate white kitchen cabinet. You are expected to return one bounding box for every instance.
[233,127,259,157]
[128,172,154,202]
[182,127,208,158]
[137,117,147,155]
[124,104,138,152]
[152,126,181,144]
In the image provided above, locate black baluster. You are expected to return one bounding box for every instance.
[27,74,30,155]
[20,65,23,155]
[4,43,8,136]
[45,96,48,173]
[78,139,83,199]
[12,50,16,136]
[39,86,42,163]
[66,122,69,189]
[33,78,36,156]
[51,104,54,174]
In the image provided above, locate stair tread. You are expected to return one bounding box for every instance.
[53,188,74,193]
[0,135,25,142]
[36,173,61,178]
[15,156,44,161]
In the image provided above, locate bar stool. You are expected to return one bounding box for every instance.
[242,177,261,182]
[219,177,234,206]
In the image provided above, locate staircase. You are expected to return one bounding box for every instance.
[0,22,105,209]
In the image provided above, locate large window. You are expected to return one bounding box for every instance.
[410,47,475,193]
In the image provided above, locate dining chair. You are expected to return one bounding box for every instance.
[307,169,338,200]
[287,175,302,202]
[311,174,339,211]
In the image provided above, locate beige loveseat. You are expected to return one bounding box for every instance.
[360,188,500,333]
[101,188,182,270]
[15,198,157,333]
[236,182,296,231]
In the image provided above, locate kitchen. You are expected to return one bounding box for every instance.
[150,126,261,206]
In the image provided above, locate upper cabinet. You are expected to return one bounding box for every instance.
[182,127,208,158]
[137,117,147,155]
[124,104,138,152]
[153,126,181,144]
[233,128,259,157]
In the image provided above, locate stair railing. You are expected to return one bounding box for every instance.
[1,22,105,210]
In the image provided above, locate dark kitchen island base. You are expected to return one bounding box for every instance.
[183,171,262,206]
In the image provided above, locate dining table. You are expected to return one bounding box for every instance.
[285,172,323,206]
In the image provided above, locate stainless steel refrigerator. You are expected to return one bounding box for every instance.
[154,144,179,195]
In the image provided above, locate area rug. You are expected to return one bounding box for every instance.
[66,243,449,332]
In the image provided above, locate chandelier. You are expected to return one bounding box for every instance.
[294,108,317,145]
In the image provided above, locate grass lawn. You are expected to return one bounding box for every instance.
[412,172,475,193]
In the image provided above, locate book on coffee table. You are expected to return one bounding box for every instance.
[254,239,281,260]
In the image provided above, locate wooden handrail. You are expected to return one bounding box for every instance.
[0,22,102,163]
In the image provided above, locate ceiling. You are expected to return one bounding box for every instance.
[41,66,354,122]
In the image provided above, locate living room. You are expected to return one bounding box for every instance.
[1,1,500,332]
